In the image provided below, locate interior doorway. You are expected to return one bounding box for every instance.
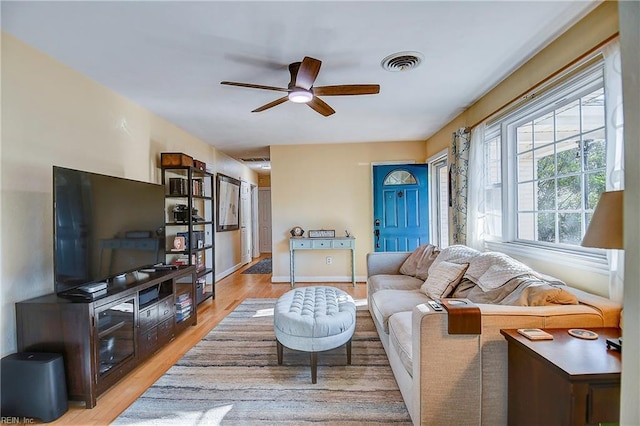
[258,188,272,253]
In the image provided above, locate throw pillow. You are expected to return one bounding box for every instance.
[399,244,440,280]
[420,261,469,299]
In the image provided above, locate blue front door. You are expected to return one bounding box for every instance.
[373,164,429,252]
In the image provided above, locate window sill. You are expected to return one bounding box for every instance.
[484,241,610,275]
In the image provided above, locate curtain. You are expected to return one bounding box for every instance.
[466,124,486,251]
[449,128,471,245]
[603,40,625,303]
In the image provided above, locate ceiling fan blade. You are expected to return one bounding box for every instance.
[295,57,322,90]
[221,81,288,92]
[313,84,380,96]
[251,96,289,113]
[307,96,335,117]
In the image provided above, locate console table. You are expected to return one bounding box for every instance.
[501,327,621,425]
[289,237,356,287]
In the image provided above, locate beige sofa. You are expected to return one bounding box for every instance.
[366,249,621,426]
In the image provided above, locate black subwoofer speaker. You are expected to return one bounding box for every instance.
[1,352,68,422]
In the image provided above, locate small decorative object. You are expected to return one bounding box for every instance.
[345,230,351,237]
[290,226,305,238]
[517,328,554,341]
[309,229,336,238]
[172,236,186,251]
[161,152,194,168]
[568,329,599,340]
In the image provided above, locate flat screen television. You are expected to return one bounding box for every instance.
[53,166,165,295]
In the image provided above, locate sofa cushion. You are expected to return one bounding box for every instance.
[399,244,440,280]
[388,311,413,377]
[370,289,431,333]
[420,261,469,299]
[368,274,423,294]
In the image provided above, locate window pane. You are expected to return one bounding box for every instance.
[556,139,581,175]
[533,112,554,148]
[486,137,501,185]
[537,179,556,210]
[518,152,534,182]
[584,130,606,171]
[485,187,502,238]
[518,213,535,240]
[517,122,533,153]
[537,213,556,243]
[557,175,582,210]
[384,170,417,185]
[559,213,582,244]
[534,145,556,180]
[518,182,534,211]
[555,100,581,140]
[586,171,606,210]
[582,88,605,132]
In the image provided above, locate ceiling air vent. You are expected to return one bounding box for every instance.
[381,51,424,72]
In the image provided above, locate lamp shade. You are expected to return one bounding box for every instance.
[581,190,624,249]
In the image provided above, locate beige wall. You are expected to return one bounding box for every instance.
[270,141,426,282]
[425,1,619,296]
[0,33,257,355]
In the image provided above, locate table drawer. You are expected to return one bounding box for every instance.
[291,239,311,249]
[139,304,158,330]
[158,297,174,322]
[312,240,331,249]
[332,240,354,249]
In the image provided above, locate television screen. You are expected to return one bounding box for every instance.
[53,166,165,294]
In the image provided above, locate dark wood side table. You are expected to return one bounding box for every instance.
[501,328,621,426]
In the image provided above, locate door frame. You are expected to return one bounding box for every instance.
[427,149,449,248]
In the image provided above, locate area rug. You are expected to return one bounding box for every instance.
[241,257,272,274]
[114,298,411,425]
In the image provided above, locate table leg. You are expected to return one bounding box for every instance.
[277,340,283,365]
[310,352,317,384]
[290,249,295,288]
[351,248,356,286]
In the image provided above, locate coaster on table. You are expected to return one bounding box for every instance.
[568,329,599,340]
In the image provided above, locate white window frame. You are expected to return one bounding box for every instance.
[483,59,610,272]
[427,150,449,248]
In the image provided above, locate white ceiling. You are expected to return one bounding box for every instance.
[2,1,598,173]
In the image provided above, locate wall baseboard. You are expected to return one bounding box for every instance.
[216,263,245,281]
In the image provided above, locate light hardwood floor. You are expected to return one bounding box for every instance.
[51,255,368,425]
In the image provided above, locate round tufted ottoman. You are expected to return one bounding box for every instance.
[274,286,356,383]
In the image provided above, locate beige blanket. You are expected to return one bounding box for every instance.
[465,251,535,291]
[453,275,578,306]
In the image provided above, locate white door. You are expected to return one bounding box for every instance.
[240,181,251,264]
[258,188,272,253]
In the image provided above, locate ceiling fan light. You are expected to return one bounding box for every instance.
[288,89,313,103]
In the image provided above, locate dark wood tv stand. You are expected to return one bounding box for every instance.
[15,266,197,408]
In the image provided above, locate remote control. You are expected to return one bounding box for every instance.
[427,300,443,311]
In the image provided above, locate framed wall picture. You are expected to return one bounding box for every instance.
[216,174,241,232]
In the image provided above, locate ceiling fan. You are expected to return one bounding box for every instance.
[221,56,380,117]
